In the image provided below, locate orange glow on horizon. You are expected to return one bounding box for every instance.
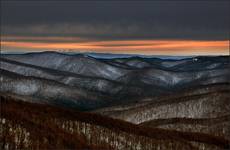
[1,39,229,55]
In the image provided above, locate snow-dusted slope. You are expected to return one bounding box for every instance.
[2,52,229,96]
[117,67,230,88]
[110,56,229,71]
[1,52,229,111]
[0,58,144,96]
[2,52,130,80]
[0,69,113,110]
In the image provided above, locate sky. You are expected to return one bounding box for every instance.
[1,0,229,55]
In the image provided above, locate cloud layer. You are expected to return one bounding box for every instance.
[1,1,229,55]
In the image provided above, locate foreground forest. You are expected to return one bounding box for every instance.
[1,94,230,150]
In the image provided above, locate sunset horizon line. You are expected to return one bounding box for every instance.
[1,38,229,56]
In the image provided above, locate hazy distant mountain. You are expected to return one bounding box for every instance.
[1,51,193,59]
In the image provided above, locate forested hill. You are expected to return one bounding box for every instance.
[1,94,229,150]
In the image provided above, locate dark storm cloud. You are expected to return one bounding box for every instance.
[1,0,230,41]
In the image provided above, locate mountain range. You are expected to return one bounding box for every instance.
[0,51,229,149]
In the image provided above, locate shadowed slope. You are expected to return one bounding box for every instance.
[140,115,230,140]
[94,84,230,124]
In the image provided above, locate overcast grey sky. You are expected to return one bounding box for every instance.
[1,0,229,55]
